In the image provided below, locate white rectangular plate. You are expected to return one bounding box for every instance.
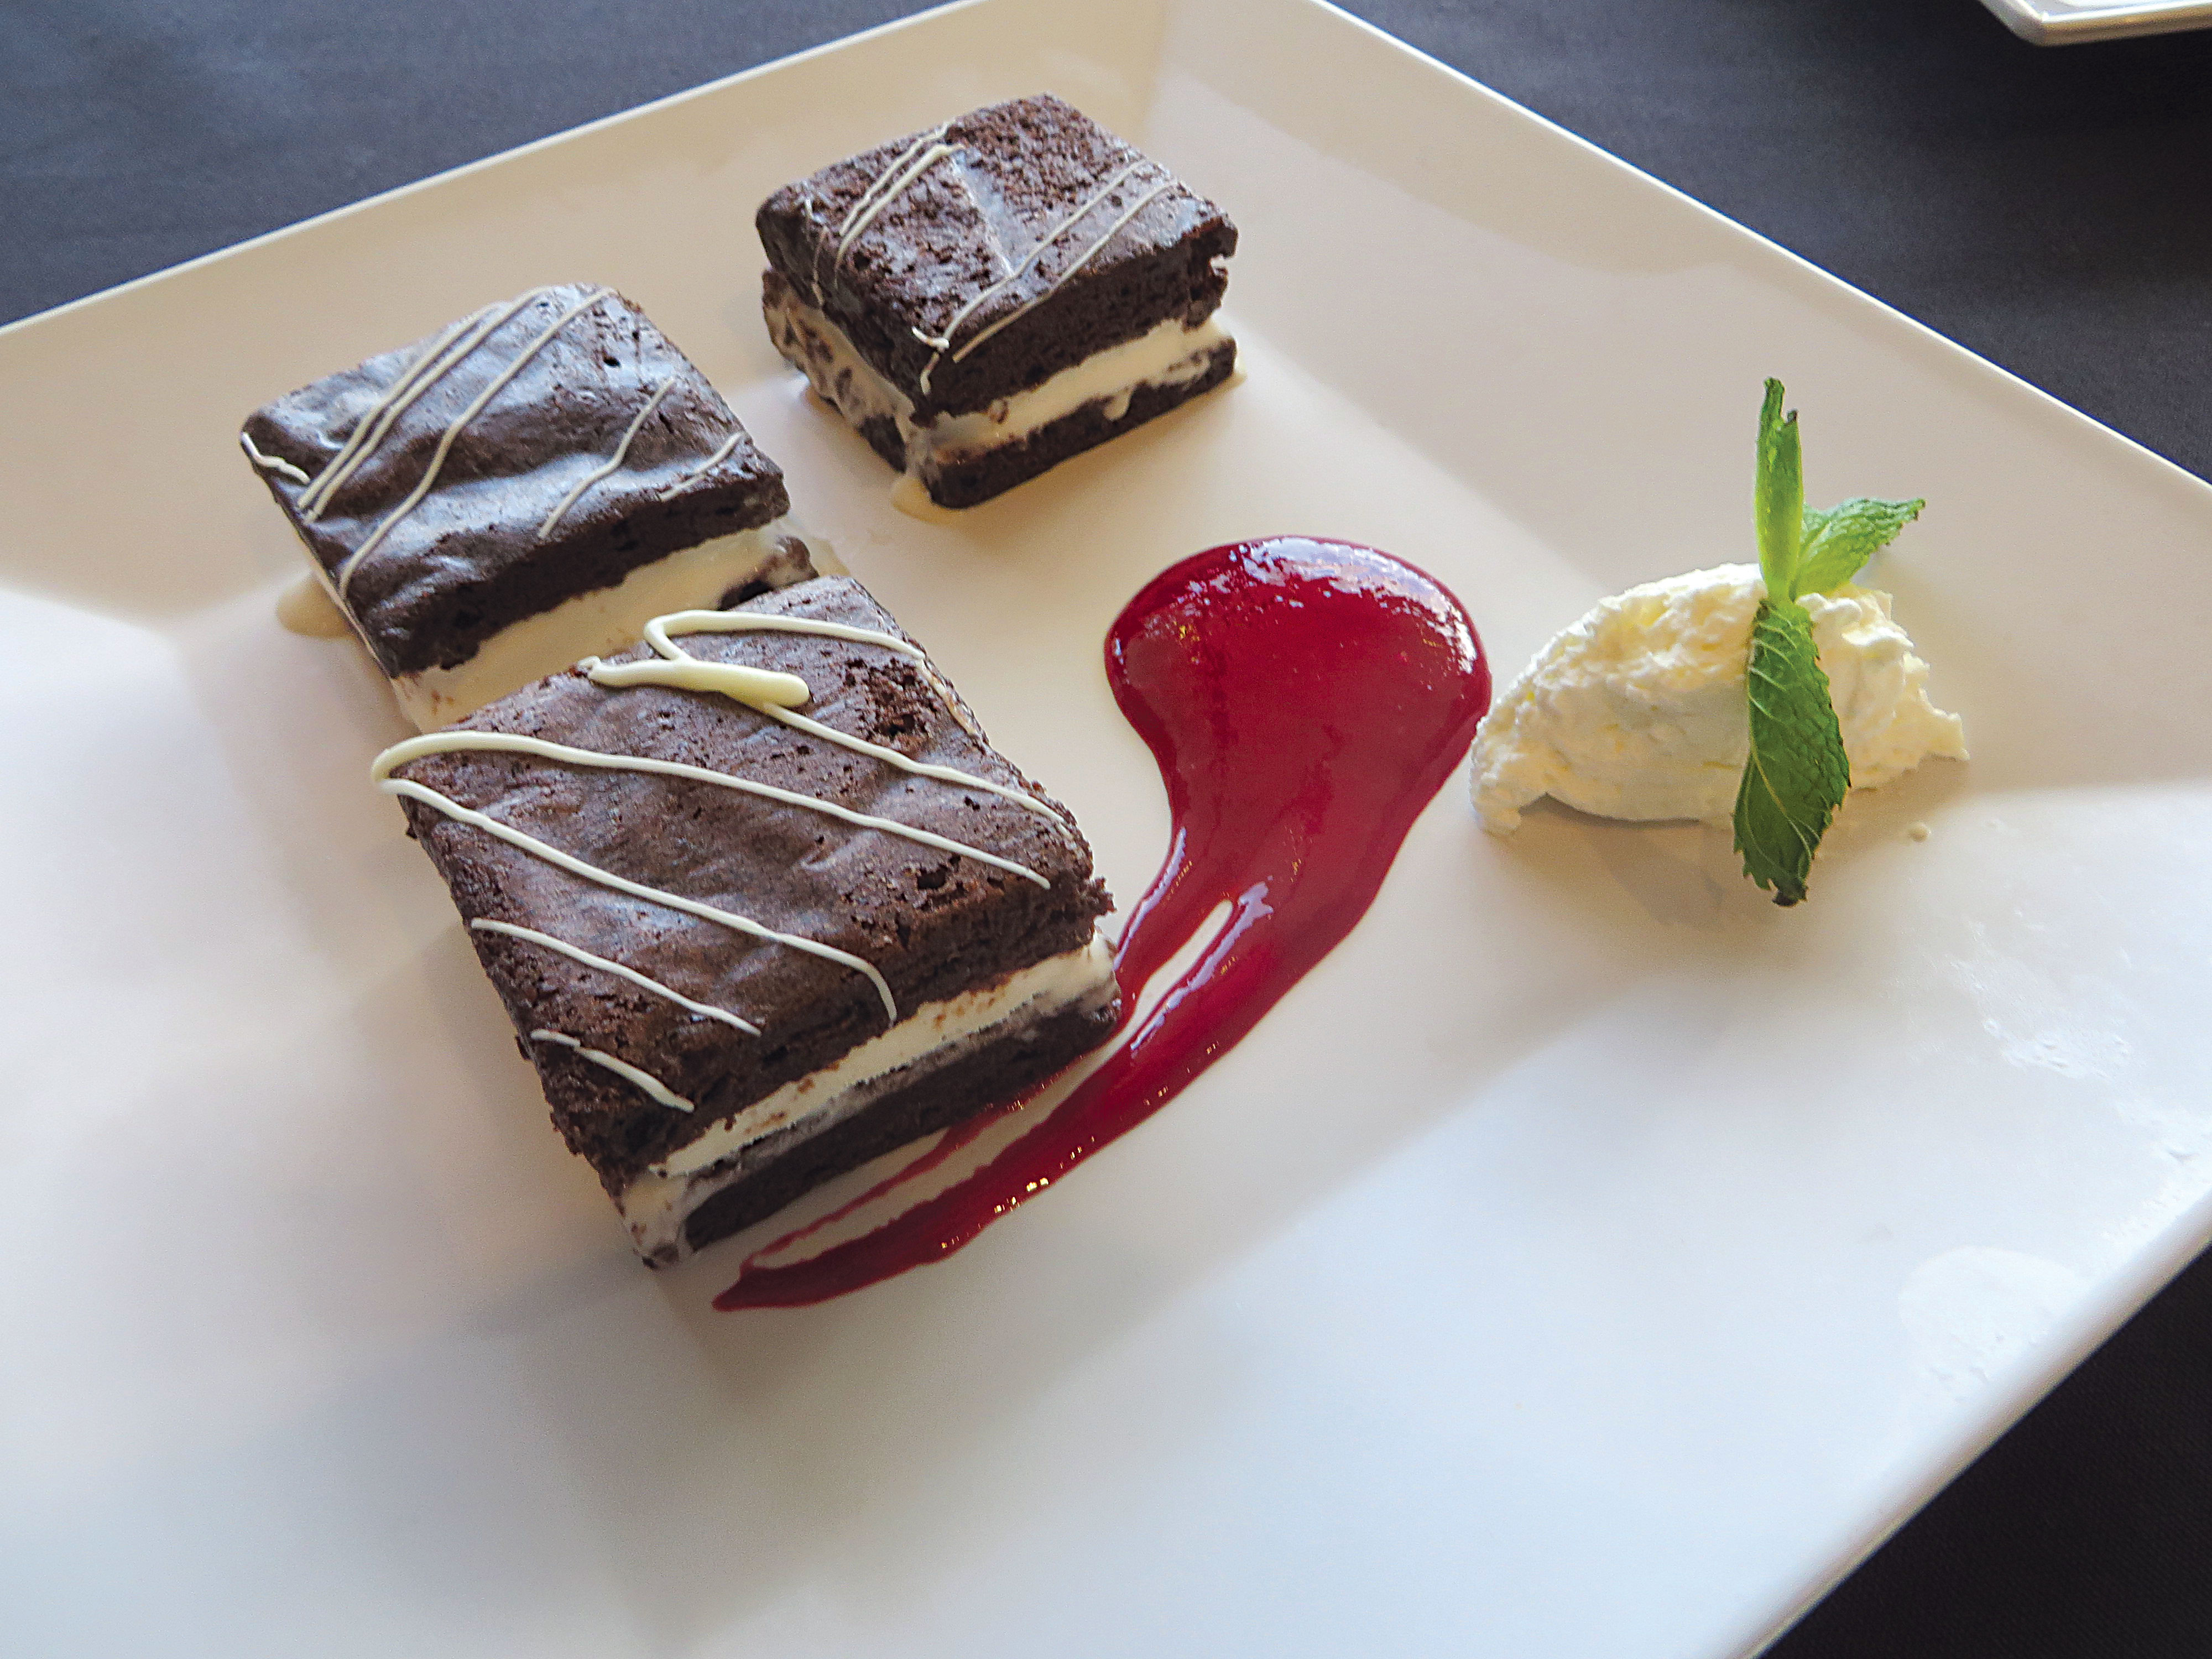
[6,2,2212,1655]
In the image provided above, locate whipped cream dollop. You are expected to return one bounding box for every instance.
[1472,562,1965,833]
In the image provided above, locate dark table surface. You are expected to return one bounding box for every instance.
[7,2,2209,1652]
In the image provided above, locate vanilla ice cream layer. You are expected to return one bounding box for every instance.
[766,284,1230,496]
[378,518,830,729]
[620,931,1117,1261]
[1472,563,1966,832]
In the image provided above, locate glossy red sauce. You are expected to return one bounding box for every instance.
[716,538,1489,1310]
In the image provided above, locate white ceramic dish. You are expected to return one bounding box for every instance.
[6,2,2212,1655]
[1978,0,2212,43]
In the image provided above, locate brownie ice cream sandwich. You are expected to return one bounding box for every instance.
[243,284,821,727]
[758,95,1238,509]
[373,575,1118,1262]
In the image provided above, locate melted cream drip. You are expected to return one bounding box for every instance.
[472,919,760,1034]
[531,1029,693,1114]
[240,429,311,485]
[889,471,958,523]
[337,286,614,598]
[536,374,679,540]
[275,572,352,637]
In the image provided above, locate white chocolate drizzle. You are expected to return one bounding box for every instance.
[239,429,311,484]
[946,180,1175,366]
[589,611,1067,823]
[530,1029,694,1114]
[377,770,901,1020]
[760,702,1058,817]
[654,428,748,501]
[472,919,761,1034]
[379,729,1051,888]
[298,295,529,519]
[926,162,1143,351]
[912,164,1178,395]
[372,602,1082,1112]
[813,128,1182,399]
[581,638,811,709]
[536,374,679,540]
[336,285,615,598]
[647,608,928,661]
[827,124,953,279]
[266,284,780,635]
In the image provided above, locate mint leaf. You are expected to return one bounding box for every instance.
[1797,496,1925,595]
[1755,379,1804,602]
[1733,598,1850,906]
[1735,378,1921,904]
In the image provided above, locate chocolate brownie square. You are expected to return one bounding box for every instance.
[758,94,1238,509]
[374,575,1118,1262]
[242,283,820,727]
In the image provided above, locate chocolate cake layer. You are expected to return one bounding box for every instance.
[375,576,1117,1254]
[677,990,1117,1258]
[243,284,793,681]
[918,336,1237,509]
[757,94,1237,505]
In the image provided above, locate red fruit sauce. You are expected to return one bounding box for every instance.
[715,538,1490,1310]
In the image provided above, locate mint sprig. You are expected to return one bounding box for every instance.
[1731,380,1923,906]
[1798,495,1924,596]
